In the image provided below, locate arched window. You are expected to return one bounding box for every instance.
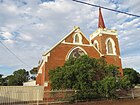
[75,34,79,43]
[106,38,116,55]
[67,47,86,59]
[95,43,98,49]
[93,40,99,50]
[73,33,82,44]
[107,40,113,53]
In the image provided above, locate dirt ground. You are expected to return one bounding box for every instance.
[55,99,140,105]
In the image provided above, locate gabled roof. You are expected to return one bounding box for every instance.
[43,26,90,56]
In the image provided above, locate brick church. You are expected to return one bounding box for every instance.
[36,8,123,89]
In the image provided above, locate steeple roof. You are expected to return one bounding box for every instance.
[98,8,106,28]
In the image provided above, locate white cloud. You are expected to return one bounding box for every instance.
[122,55,140,72]
[1,32,12,39]
[4,39,14,44]
[19,34,32,41]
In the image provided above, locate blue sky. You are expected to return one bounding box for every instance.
[0,0,140,76]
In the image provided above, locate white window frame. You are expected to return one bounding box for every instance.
[105,38,116,55]
[66,46,87,60]
[93,40,99,50]
[73,33,82,44]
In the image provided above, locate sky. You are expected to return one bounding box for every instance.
[0,0,140,76]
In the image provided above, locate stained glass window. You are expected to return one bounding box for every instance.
[69,48,86,59]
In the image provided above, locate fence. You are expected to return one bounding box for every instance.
[43,90,75,104]
[0,86,140,105]
[0,86,75,105]
[117,87,140,99]
[0,86,44,105]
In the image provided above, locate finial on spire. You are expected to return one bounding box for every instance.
[98,8,106,29]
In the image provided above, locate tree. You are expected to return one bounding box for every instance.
[6,69,30,86]
[119,75,132,90]
[123,68,139,85]
[49,55,122,99]
[0,74,3,85]
[30,67,38,74]
[100,76,117,98]
[0,74,7,86]
[6,75,17,86]
[49,55,109,90]
[0,74,3,78]
[30,67,38,80]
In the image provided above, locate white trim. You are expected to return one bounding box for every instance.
[93,40,99,50]
[90,28,118,40]
[99,34,102,36]
[43,26,91,56]
[66,46,87,60]
[42,53,50,62]
[62,40,65,43]
[79,30,91,44]
[62,42,91,46]
[73,33,82,44]
[37,60,45,74]
[43,26,80,56]
[105,38,116,55]
[62,42,102,56]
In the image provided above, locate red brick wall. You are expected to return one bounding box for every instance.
[91,34,120,55]
[91,33,123,75]
[104,55,123,75]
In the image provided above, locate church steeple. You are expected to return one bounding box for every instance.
[98,8,106,29]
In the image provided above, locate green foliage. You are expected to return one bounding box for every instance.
[100,76,117,98]
[49,55,108,90]
[1,69,30,86]
[30,67,38,74]
[119,75,132,90]
[0,69,30,86]
[6,75,17,86]
[0,74,3,85]
[30,67,38,80]
[0,74,8,86]
[0,74,3,78]
[123,68,139,85]
[49,55,125,100]
[49,55,138,101]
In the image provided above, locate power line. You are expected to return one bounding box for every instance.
[0,40,31,68]
[72,0,140,18]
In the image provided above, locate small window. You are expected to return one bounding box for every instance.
[95,43,98,49]
[93,40,99,50]
[106,38,116,55]
[75,34,79,43]
[107,40,113,54]
[73,33,82,44]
